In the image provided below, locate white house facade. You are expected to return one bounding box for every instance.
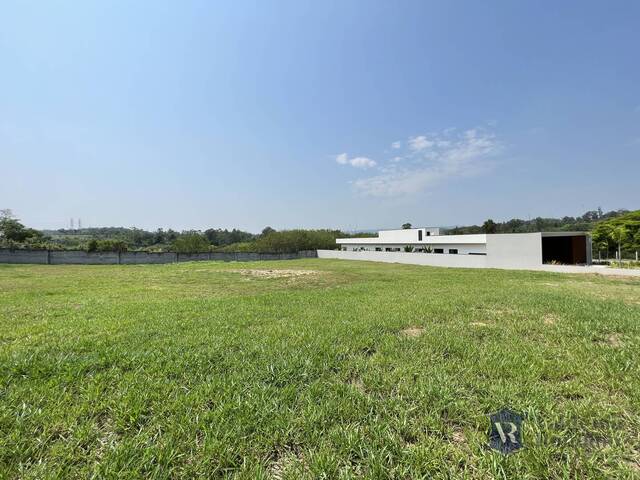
[329,228,591,268]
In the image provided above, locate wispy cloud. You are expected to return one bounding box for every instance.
[391,141,401,149]
[335,153,377,169]
[408,135,434,151]
[343,127,501,197]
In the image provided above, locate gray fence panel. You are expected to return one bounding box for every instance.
[120,252,177,264]
[258,253,280,261]
[0,249,318,265]
[0,249,48,264]
[50,251,119,265]
[210,252,236,262]
[177,253,210,262]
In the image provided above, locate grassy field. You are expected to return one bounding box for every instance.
[1,259,639,479]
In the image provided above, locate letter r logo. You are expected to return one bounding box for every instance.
[488,408,524,454]
[494,422,518,444]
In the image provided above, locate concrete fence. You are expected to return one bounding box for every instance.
[0,249,317,265]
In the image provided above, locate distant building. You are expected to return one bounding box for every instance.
[335,228,591,266]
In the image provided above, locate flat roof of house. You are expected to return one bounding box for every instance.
[540,231,590,237]
[337,231,591,245]
[336,234,487,245]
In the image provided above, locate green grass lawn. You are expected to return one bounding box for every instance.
[1,259,639,479]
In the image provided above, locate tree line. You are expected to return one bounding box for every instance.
[0,210,371,253]
[2,207,637,256]
[591,210,640,261]
[445,208,629,235]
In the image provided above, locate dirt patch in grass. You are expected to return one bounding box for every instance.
[348,376,366,394]
[230,269,321,279]
[605,333,624,348]
[269,447,305,479]
[400,326,425,338]
[450,428,467,446]
[543,314,559,326]
[94,414,120,459]
[594,333,624,348]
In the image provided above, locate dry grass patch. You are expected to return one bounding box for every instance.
[230,269,321,279]
[348,376,367,394]
[469,322,491,327]
[269,447,305,480]
[543,313,559,326]
[451,428,467,446]
[400,326,425,338]
[605,333,624,348]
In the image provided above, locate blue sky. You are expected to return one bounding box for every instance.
[1,1,639,232]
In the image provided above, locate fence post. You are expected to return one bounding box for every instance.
[46,249,51,265]
[117,251,121,265]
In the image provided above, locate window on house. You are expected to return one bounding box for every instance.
[418,230,423,241]
[434,248,444,254]
[375,247,382,251]
[385,248,392,252]
[469,252,486,255]
[342,247,346,251]
[449,249,458,254]
[426,231,431,236]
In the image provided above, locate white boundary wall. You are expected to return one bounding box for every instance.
[485,233,542,268]
[317,250,489,268]
[317,249,640,277]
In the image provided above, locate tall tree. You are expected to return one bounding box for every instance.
[482,219,497,234]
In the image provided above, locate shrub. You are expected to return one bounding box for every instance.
[86,239,128,253]
[253,230,341,253]
[87,239,98,252]
[172,233,210,253]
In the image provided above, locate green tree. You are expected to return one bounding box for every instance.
[402,223,412,229]
[172,233,210,253]
[611,225,629,266]
[87,239,99,252]
[0,209,43,244]
[482,219,497,234]
[592,210,640,261]
[261,226,276,236]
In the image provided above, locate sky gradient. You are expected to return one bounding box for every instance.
[1,1,639,232]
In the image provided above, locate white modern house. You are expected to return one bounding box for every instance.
[321,227,592,269]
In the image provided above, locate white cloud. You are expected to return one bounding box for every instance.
[335,152,376,169]
[408,135,434,151]
[391,141,401,149]
[350,157,377,168]
[353,128,501,197]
